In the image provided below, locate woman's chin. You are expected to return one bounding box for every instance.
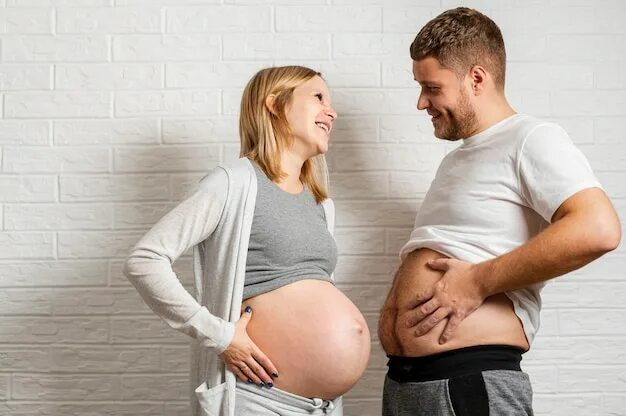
[316,139,329,155]
[306,145,328,159]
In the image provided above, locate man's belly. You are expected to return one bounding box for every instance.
[242,279,371,400]
[378,248,529,357]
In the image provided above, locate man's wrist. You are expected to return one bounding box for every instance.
[470,260,496,299]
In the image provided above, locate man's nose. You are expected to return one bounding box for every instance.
[417,92,429,111]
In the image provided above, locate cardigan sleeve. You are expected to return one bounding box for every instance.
[322,197,336,282]
[322,197,335,235]
[123,167,235,354]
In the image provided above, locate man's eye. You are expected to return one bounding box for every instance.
[428,87,439,92]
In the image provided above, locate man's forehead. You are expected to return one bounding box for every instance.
[412,58,455,83]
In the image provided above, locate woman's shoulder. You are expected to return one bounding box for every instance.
[218,157,255,180]
[198,157,254,190]
[197,165,228,192]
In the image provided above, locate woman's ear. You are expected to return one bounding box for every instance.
[265,94,277,115]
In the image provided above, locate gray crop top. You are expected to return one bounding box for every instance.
[243,161,338,300]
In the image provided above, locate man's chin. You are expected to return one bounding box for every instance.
[433,129,462,142]
[433,127,449,140]
[433,124,448,139]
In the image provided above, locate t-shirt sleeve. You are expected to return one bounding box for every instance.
[518,123,603,223]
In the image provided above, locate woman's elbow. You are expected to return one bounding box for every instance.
[122,254,140,281]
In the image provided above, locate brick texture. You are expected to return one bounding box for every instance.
[1,2,625,415]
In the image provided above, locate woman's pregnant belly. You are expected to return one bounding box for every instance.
[242,279,371,400]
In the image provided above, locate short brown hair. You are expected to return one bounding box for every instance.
[239,66,329,203]
[410,7,506,90]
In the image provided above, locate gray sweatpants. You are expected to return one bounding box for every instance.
[235,380,343,416]
[383,370,533,416]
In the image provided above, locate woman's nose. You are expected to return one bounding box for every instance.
[326,105,337,120]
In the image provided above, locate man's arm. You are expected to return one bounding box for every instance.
[405,187,621,343]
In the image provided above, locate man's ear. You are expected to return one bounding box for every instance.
[265,94,277,115]
[469,65,487,95]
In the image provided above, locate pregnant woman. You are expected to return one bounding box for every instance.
[124,66,370,416]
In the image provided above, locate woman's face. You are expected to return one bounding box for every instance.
[282,75,337,159]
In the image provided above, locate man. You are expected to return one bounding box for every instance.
[378,7,621,416]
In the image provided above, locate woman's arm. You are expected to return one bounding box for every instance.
[123,168,233,353]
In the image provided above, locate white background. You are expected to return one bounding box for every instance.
[0,0,625,415]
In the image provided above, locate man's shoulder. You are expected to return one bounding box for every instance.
[512,114,567,142]
[481,114,569,155]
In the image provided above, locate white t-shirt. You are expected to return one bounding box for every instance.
[400,113,602,345]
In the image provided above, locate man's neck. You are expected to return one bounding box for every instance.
[472,97,516,137]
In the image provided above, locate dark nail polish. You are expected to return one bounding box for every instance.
[245,306,252,313]
[246,379,252,383]
[259,382,265,387]
[267,382,273,388]
[272,372,278,378]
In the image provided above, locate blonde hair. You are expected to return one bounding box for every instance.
[239,66,329,203]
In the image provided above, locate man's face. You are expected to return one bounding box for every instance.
[412,57,477,141]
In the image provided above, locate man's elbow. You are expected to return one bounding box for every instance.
[598,227,621,253]
[592,217,622,254]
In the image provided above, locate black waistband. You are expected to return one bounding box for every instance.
[387,344,524,383]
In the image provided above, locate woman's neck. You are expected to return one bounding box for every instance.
[276,150,305,193]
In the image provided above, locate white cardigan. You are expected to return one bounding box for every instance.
[123,157,336,416]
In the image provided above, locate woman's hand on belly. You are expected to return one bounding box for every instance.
[219,306,278,387]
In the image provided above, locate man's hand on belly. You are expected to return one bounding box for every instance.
[404,257,486,344]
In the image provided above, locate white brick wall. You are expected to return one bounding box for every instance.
[0,1,624,415]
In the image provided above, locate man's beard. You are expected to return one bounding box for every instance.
[434,89,478,141]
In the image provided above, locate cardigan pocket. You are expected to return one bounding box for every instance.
[195,381,228,416]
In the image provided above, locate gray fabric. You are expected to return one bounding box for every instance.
[382,370,533,416]
[244,162,337,300]
[483,370,534,415]
[383,377,454,416]
[235,380,343,416]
